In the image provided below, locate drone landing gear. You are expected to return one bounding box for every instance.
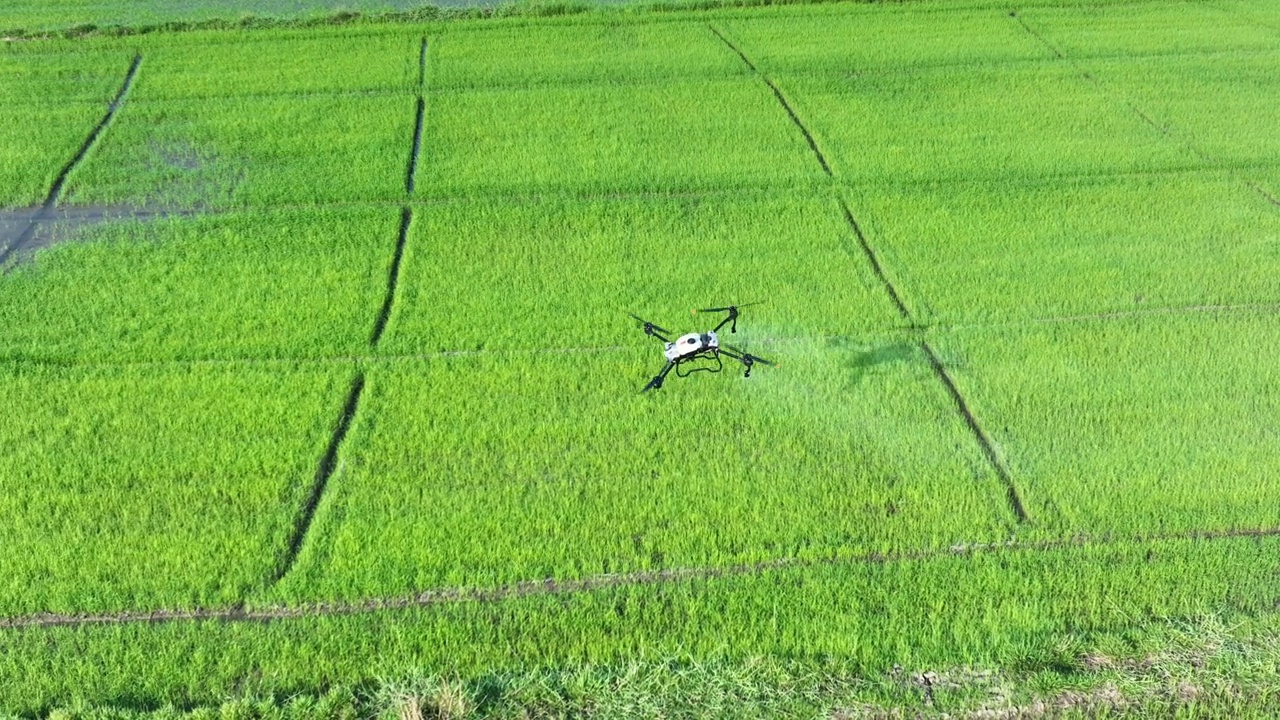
[675,351,723,378]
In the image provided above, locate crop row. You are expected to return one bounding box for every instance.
[0,206,400,363]
[6,301,1275,618]
[0,361,353,617]
[13,2,1275,209]
[2,533,1278,713]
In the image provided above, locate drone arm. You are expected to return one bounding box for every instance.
[718,346,777,378]
[643,361,676,392]
[717,346,753,377]
[645,325,672,343]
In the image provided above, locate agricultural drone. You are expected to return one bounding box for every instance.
[630,303,778,392]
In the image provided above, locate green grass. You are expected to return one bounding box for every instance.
[774,62,1199,186]
[0,361,350,616]
[426,20,750,89]
[382,193,898,354]
[933,311,1280,536]
[68,94,416,208]
[718,6,1051,73]
[847,171,1280,324]
[0,207,398,362]
[127,27,422,100]
[270,345,1014,602]
[1017,2,1279,57]
[1083,51,1280,169]
[416,78,824,198]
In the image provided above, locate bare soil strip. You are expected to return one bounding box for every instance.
[406,98,426,194]
[5,527,1278,631]
[405,39,428,194]
[707,22,1024,520]
[1008,11,1276,206]
[707,24,833,176]
[417,37,428,89]
[370,207,413,347]
[0,54,142,267]
[838,199,911,319]
[921,340,1029,523]
[268,373,366,585]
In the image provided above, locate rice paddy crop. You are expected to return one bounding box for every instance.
[427,20,750,89]
[2,0,1279,713]
[0,361,351,616]
[128,28,422,100]
[5,535,1280,714]
[717,6,1051,73]
[769,63,1198,186]
[1083,51,1280,168]
[70,94,417,208]
[382,193,898,354]
[0,207,399,362]
[931,312,1280,537]
[417,77,824,198]
[847,172,1280,324]
[272,346,1014,602]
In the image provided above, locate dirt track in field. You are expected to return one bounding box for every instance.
[2,526,1277,631]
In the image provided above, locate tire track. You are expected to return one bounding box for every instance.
[920,341,1028,522]
[268,372,366,585]
[0,53,141,267]
[708,24,832,176]
[1007,10,1277,208]
[6,526,1278,631]
[406,38,427,194]
[370,207,412,347]
[838,198,911,320]
[707,22,1024,522]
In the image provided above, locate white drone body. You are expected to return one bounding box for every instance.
[664,331,719,362]
[631,305,776,391]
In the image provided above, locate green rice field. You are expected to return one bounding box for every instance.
[2,0,1280,716]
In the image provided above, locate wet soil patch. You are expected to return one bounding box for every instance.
[0,205,195,269]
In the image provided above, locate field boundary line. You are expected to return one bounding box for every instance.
[267,372,366,585]
[370,208,413,347]
[707,24,832,176]
[920,340,1028,522]
[1007,10,1279,209]
[5,526,1279,631]
[0,53,141,267]
[405,38,428,194]
[407,99,426,194]
[837,199,912,319]
[11,300,1280,374]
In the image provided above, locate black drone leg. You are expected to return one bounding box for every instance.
[643,361,676,392]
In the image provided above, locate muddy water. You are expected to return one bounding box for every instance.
[0,206,192,268]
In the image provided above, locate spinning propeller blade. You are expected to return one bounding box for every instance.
[627,313,670,335]
[724,344,779,367]
[695,301,764,314]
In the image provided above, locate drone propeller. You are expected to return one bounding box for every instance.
[628,313,671,337]
[723,344,780,369]
[693,301,765,314]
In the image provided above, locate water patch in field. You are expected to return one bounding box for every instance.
[0,205,193,268]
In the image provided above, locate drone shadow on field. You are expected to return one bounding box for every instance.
[827,336,919,389]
